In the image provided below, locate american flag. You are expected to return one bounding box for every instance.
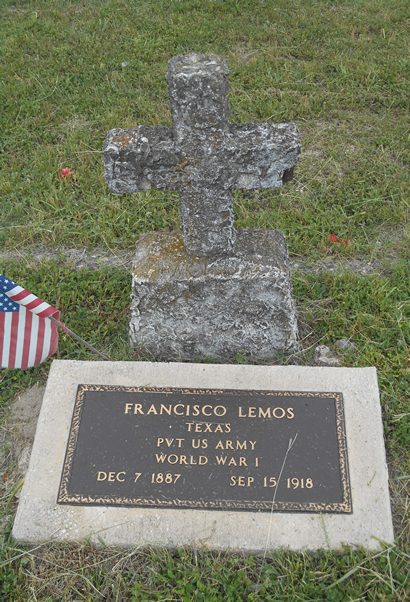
[0,275,59,369]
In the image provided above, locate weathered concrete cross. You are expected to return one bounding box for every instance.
[104,53,300,257]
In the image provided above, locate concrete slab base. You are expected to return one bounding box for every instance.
[130,230,298,360]
[12,360,393,551]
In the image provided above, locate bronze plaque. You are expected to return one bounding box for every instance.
[58,385,352,513]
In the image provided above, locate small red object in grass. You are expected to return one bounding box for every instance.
[58,167,74,179]
[328,232,350,246]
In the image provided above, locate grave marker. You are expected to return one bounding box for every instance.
[57,385,352,513]
[104,54,300,257]
[13,361,393,551]
[104,54,301,360]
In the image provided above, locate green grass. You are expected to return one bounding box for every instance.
[0,0,409,258]
[0,0,409,600]
[0,260,408,600]
[0,544,408,601]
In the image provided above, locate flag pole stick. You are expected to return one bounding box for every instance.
[49,316,111,361]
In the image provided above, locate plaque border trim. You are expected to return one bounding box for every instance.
[57,385,352,514]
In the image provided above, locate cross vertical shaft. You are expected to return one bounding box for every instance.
[168,55,235,256]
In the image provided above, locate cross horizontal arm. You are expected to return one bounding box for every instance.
[104,126,180,194]
[228,123,300,190]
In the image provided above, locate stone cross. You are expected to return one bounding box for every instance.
[104,53,300,257]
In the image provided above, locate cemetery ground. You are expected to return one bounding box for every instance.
[0,0,408,600]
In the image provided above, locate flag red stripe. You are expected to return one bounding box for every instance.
[7,290,58,319]
[49,324,58,355]
[37,305,60,320]
[0,312,4,363]
[50,316,59,357]
[21,309,33,370]
[37,306,58,318]
[34,318,45,367]
[24,298,44,311]
[8,312,20,369]
[9,292,57,318]
[10,289,32,302]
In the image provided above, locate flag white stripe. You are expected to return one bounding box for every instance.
[1,312,12,367]
[13,306,27,369]
[30,302,51,315]
[28,314,39,368]
[7,285,24,297]
[40,317,51,363]
[15,293,37,306]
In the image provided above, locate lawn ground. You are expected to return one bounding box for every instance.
[0,0,409,600]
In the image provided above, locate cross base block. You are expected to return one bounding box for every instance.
[130,230,298,360]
